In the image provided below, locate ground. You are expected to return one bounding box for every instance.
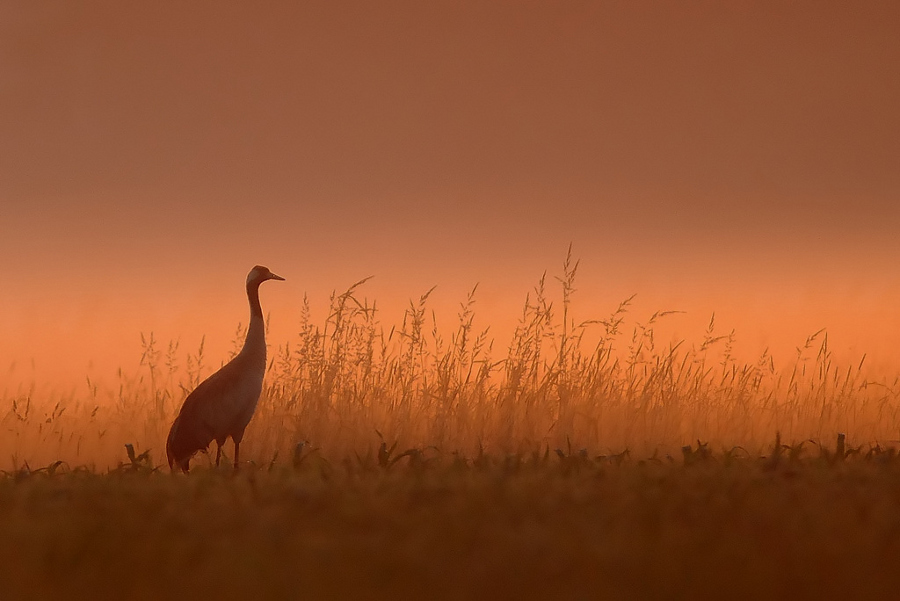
[2,444,900,601]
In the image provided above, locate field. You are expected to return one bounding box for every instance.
[4,447,900,600]
[3,257,900,599]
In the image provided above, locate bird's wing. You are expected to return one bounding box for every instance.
[176,361,247,440]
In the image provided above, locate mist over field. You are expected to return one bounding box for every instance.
[4,251,898,471]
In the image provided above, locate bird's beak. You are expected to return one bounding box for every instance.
[269,273,285,281]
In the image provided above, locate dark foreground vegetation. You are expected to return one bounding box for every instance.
[2,437,900,601]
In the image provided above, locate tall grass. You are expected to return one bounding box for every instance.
[3,250,899,469]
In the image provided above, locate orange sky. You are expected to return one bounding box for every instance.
[2,1,900,389]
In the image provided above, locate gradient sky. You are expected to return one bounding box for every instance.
[2,1,900,388]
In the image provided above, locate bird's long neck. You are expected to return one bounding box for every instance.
[241,281,267,362]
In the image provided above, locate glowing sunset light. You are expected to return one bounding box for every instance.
[0,0,898,453]
[4,5,900,599]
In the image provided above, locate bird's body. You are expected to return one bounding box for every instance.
[166,265,284,472]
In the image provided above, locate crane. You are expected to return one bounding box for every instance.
[166,265,284,472]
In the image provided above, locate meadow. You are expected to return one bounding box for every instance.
[4,447,900,600]
[3,253,900,599]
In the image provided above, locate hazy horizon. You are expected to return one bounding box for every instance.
[2,1,899,389]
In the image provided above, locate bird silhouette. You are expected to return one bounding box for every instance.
[166,265,284,472]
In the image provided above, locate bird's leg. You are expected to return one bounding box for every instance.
[233,441,241,472]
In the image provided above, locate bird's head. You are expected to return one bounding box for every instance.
[247,265,286,286]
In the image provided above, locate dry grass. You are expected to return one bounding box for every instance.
[3,249,898,469]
